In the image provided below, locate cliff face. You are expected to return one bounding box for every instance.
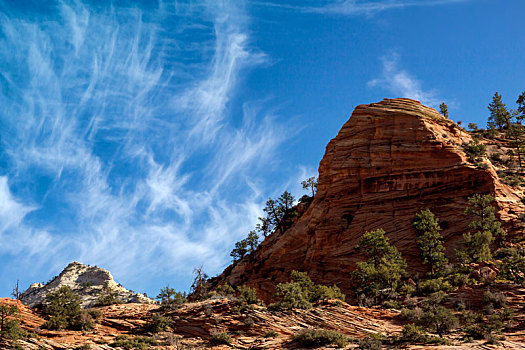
[216,98,525,300]
[21,262,154,308]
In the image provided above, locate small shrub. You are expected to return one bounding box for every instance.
[381,299,400,309]
[94,284,122,307]
[237,285,260,305]
[468,122,479,130]
[417,278,453,295]
[203,304,213,317]
[310,284,346,303]
[490,152,503,163]
[110,335,157,349]
[400,307,423,323]
[446,272,471,287]
[147,314,173,333]
[419,306,458,337]
[264,330,278,338]
[72,310,95,331]
[156,286,187,309]
[463,141,486,163]
[293,329,348,348]
[2,319,28,341]
[485,333,500,345]
[243,317,255,328]
[463,308,512,340]
[87,309,102,321]
[483,291,507,309]
[215,284,235,298]
[358,333,382,350]
[75,345,92,350]
[0,304,24,340]
[503,174,524,188]
[397,324,446,345]
[210,332,232,345]
[110,335,158,350]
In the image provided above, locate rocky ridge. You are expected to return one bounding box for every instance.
[215,98,525,301]
[21,262,154,308]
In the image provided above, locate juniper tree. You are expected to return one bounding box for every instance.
[412,209,448,277]
[44,286,82,330]
[439,102,449,118]
[488,92,511,130]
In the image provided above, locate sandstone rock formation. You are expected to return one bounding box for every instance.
[20,262,154,308]
[4,284,525,349]
[215,98,525,301]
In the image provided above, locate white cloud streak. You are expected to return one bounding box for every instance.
[251,0,470,16]
[309,0,470,16]
[367,53,441,107]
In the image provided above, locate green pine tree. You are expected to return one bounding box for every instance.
[517,91,525,122]
[457,194,505,262]
[413,209,448,277]
[488,92,511,130]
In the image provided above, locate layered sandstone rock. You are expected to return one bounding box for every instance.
[215,98,525,301]
[20,262,154,308]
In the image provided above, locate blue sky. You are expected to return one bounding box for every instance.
[0,0,523,297]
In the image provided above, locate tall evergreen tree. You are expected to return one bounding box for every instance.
[457,194,505,262]
[517,91,525,122]
[413,209,448,277]
[262,198,283,234]
[488,92,511,130]
[439,102,449,118]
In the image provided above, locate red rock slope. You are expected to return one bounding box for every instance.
[215,98,525,300]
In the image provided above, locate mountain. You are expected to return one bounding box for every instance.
[214,98,525,301]
[20,262,154,308]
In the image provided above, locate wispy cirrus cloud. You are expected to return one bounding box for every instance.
[0,0,290,294]
[308,0,470,16]
[367,53,441,107]
[251,0,470,16]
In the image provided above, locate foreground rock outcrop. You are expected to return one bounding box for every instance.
[4,284,525,349]
[215,98,525,300]
[21,262,153,308]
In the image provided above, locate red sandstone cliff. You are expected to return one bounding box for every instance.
[215,98,525,300]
